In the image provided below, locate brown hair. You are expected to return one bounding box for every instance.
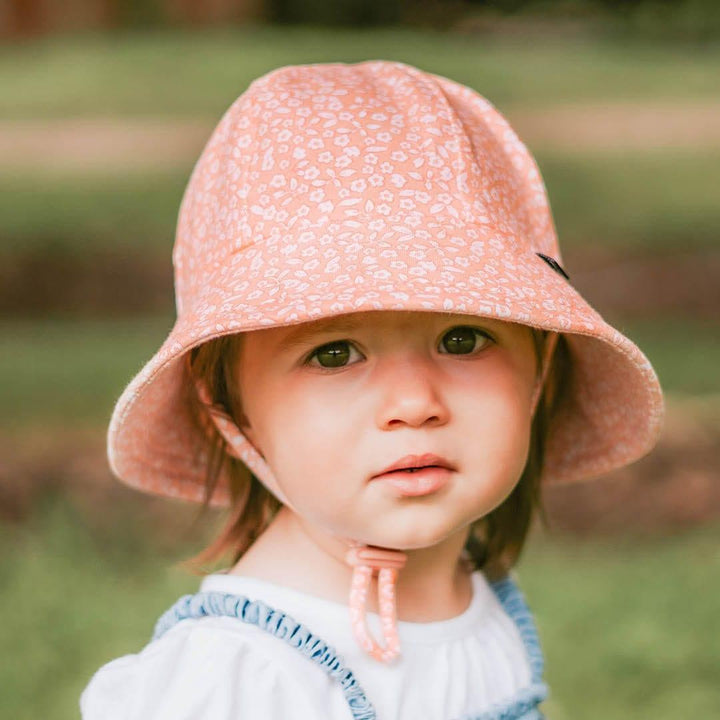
[181,325,571,581]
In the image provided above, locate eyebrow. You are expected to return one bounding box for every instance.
[277,316,367,351]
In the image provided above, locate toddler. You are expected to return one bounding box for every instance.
[80,60,664,719]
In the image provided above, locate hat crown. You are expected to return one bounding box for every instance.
[171,60,559,318]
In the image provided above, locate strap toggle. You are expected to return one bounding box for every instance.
[345,544,407,663]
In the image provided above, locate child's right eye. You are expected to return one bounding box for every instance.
[304,341,362,370]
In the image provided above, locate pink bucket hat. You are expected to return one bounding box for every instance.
[107,60,664,660]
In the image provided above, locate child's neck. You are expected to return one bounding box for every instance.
[228,506,474,622]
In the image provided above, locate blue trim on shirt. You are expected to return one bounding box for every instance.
[488,576,545,682]
[151,573,547,720]
[152,592,375,720]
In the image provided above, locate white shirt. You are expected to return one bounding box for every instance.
[80,570,541,719]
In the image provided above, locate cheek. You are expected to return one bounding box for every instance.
[461,372,534,494]
[248,385,357,498]
[476,404,530,472]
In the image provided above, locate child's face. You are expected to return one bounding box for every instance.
[234,311,539,551]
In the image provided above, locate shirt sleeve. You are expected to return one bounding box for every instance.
[79,618,344,720]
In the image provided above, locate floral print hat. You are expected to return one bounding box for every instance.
[107,60,665,662]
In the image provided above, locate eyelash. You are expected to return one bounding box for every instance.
[302,326,495,372]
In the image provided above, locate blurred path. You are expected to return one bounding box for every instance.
[2,101,720,172]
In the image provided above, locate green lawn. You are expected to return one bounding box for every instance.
[536,150,720,252]
[617,319,720,397]
[520,521,720,718]
[1,493,718,719]
[0,172,188,257]
[0,316,175,430]
[1,25,719,119]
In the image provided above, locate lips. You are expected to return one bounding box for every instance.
[373,453,455,479]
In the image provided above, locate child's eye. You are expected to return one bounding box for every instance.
[305,341,362,370]
[439,326,494,355]
[304,326,493,370]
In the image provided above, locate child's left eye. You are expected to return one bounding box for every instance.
[304,326,493,371]
[439,326,494,355]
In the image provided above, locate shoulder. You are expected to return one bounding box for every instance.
[80,615,350,720]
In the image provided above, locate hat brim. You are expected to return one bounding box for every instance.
[107,244,664,507]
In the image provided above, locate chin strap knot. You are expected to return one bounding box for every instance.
[344,544,407,663]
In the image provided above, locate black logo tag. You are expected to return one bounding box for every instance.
[536,253,570,280]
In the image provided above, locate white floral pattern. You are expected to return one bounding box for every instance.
[107,60,665,508]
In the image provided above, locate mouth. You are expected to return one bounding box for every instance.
[372,453,455,479]
[370,453,456,497]
[381,465,446,475]
[372,466,453,497]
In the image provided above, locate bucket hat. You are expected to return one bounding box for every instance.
[107,60,664,661]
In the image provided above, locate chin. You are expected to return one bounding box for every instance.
[368,514,467,552]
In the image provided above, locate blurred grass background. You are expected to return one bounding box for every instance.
[1,10,719,719]
[2,25,720,120]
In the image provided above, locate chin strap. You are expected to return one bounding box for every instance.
[345,542,407,663]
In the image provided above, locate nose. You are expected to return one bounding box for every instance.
[373,353,450,430]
